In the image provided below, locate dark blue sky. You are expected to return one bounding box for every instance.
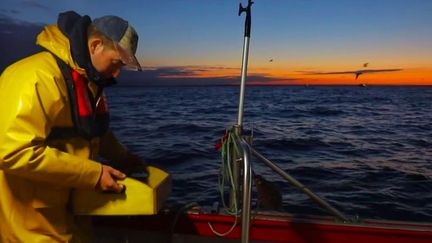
[1,0,431,85]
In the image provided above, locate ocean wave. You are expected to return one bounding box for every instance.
[106,86,432,221]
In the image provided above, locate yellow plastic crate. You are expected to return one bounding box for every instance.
[72,166,171,215]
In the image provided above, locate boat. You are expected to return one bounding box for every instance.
[89,1,432,242]
[93,210,432,242]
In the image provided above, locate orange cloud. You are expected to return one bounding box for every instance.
[246,67,432,86]
[130,65,432,86]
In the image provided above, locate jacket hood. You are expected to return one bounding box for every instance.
[36,11,116,87]
[36,25,84,74]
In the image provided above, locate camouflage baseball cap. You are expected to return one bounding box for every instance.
[93,15,141,71]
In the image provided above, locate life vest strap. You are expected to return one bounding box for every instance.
[47,52,110,140]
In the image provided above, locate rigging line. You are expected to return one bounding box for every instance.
[210,131,241,237]
[219,131,241,216]
[208,216,239,237]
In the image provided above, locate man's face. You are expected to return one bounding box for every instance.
[89,40,125,79]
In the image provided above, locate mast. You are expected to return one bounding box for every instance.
[227,3,348,241]
[229,0,254,213]
[236,0,253,132]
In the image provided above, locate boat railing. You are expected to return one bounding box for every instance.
[231,133,350,242]
[249,147,349,222]
[237,137,252,243]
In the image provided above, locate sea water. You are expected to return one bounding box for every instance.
[106,85,432,222]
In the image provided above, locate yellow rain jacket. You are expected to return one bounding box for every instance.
[0,25,127,242]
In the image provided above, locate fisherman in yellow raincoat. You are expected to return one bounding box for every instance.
[0,11,146,242]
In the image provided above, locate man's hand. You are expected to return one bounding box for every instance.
[96,165,126,193]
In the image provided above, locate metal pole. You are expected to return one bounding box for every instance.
[239,139,252,243]
[236,0,253,130]
[230,0,254,213]
[251,148,349,222]
[237,37,250,129]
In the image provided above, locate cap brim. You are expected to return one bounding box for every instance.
[114,43,142,71]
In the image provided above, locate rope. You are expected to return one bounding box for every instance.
[169,202,200,243]
[219,131,241,216]
[208,215,238,237]
[208,130,242,236]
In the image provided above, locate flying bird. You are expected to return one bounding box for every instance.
[363,62,369,67]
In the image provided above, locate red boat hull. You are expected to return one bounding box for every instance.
[94,210,432,242]
[185,213,432,242]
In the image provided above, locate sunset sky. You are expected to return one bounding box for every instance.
[1,0,431,85]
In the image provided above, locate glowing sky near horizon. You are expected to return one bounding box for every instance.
[0,0,431,85]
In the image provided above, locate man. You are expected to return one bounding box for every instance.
[0,11,146,242]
